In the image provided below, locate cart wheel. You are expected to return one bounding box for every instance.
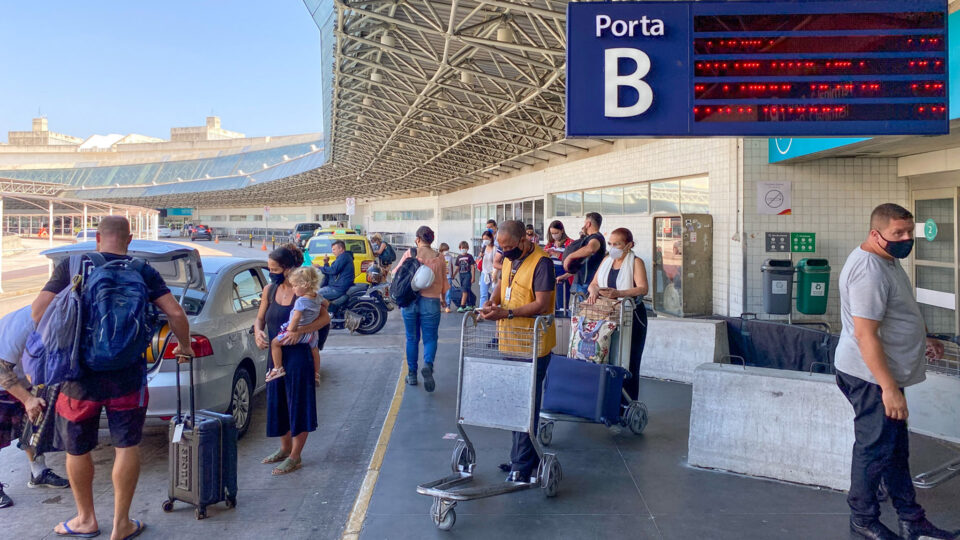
[195,507,207,520]
[543,456,562,498]
[628,402,649,435]
[450,439,475,474]
[435,508,456,531]
[225,496,237,509]
[161,499,174,513]
[537,420,554,447]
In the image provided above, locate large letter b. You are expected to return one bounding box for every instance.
[604,48,653,117]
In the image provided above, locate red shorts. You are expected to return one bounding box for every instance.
[56,386,148,455]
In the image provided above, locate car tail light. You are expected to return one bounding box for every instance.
[296,233,301,240]
[361,260,372,273]
[162,335,214,359]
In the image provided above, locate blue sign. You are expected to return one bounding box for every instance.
[167,208,193,216]
[567,0,949,138]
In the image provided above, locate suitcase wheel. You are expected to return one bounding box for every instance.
[195,506,207,520]
[161,499,174,513]
[225,496,237,509]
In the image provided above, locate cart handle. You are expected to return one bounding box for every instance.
[720,354,747,370]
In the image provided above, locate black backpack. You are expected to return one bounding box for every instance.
[390,248,421,308]
[562,237,588,276]
[380,243,397,265]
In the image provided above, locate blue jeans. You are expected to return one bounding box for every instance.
[319,286,345,303]
[445,277,454,305]
[479,274,492,306]
[401,296,441,373]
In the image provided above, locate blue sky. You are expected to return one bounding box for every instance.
[0,1,322,141]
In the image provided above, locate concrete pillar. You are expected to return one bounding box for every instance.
[82,204,89,242]
[0,197,5,294]
[48,201,54,277]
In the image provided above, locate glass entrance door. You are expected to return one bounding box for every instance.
[913,189,957,335]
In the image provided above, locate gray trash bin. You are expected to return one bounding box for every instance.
[762,259,794,315]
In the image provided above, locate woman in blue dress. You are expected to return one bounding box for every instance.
[255,244,329,475]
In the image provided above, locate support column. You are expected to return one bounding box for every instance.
[48,201,54,277]
[82,204,89,242]
[0,197,5,294]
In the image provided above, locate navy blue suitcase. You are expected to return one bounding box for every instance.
[448,286,477,308]
[163,359,238,519]
[541,354,629,425]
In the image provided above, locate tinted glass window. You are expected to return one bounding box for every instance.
[232,269,264,312]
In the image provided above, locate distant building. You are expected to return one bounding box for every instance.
[7,118,83,146]
[170,116,244,142]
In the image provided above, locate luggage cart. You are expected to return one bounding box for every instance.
[912,334,960,489]
[416,313,562,531]
[538,297,649,446]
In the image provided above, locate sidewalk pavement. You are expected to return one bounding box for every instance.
[358,315,960,539]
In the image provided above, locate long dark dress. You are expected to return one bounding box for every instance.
[265,284,318,438]
[607,268,648,402]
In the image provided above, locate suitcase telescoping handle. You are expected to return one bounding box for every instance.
[174,354,196,427]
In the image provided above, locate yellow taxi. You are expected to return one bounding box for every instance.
[303,230,375,284]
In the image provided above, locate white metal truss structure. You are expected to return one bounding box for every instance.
[86,0,611,208]
[0,177,68,196]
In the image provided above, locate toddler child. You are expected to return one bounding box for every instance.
[266,267,323,384]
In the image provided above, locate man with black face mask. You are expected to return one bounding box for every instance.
[836,203,957,540]
[479,220,556,482]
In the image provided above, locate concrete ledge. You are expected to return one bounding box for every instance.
[688,363,854,490]
[640,318,729,383]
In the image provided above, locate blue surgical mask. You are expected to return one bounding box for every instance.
[878,233,914,259]
[269,272,285,285]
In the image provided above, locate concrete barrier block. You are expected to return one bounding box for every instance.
[688,363,854,490]
[640,318,729,383]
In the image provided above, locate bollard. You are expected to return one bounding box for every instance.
[249,233,253,248]
[272,236,276,250]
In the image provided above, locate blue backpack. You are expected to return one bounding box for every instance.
[22,256,85,386]
[390,248,421,308]
[81,253,154,372]
[380,243,397,265]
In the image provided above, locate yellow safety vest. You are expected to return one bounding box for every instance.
[498,245,556,358]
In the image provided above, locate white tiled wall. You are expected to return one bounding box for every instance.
[741,138,908,328]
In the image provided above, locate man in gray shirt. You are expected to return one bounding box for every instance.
[836,203,958,540]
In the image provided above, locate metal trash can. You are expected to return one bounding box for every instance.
[796,258,831,315]
[762,259,794,315]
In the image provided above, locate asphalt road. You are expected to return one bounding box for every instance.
[0,240,406,539]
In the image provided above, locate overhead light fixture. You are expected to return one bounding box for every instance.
[460,71,474,85]
[371,70,383,83]
[408,128,417,136]
[262,163,269,169]
[380,32,395,47]
[497,25,514,43]
[363,97,373,106]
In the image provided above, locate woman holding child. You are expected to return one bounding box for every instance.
[255,244,330,476]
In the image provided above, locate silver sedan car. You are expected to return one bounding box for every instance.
[43,241,270,438]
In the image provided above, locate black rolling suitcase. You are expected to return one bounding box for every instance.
[161,358,238,519]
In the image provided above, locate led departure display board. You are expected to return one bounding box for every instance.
[566,0,949,137]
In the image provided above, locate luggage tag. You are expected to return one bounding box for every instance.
[172,422,184,444]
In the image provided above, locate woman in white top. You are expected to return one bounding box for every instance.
[586,227,649,402]
[478,230,497,307]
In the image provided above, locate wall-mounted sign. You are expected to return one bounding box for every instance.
[566,0,948,137]
[757,181,792,215]
[791,232,816,253]
[765,232,790,252]
[924,218,938,241]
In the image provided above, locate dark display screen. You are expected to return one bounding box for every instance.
[692,7,948,130]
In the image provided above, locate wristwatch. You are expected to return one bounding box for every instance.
[507,309,514,320]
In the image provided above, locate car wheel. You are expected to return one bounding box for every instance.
[228,367,253,439]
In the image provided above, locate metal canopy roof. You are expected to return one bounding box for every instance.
[89,0,611,208]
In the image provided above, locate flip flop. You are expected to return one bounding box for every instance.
[272,457,302,476]
[120,520,146,540]
[261,449,290,464]
[55,522,100,538]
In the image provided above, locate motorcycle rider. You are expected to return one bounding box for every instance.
[319,240,355,303]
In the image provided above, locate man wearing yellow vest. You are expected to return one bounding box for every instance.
[478,220,556,482]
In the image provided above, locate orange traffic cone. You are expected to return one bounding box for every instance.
[214,235,219,244]
[261,239,267,251]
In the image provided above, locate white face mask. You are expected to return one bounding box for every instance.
[551,233,562,240]
[608,247,624,259]
[482,239,491,247]
[460,248,468,254]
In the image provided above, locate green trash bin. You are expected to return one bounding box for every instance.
[796,258,830,315]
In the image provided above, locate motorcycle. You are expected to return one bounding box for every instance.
[320,265,393,335]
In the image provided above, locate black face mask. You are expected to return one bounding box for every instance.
[878,232,914,259]
[502,246,523,261]
[269,272,285,285]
